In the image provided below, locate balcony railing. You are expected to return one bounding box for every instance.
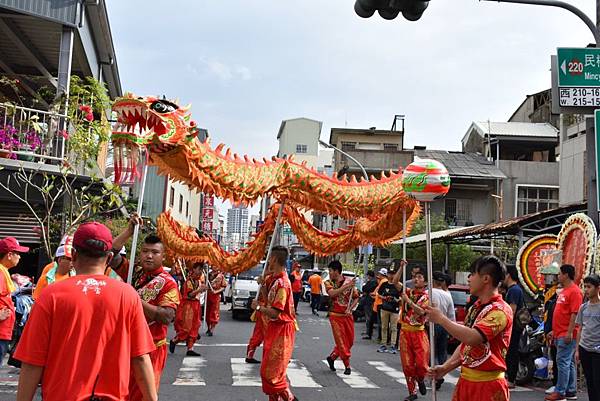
[0,102,69,162]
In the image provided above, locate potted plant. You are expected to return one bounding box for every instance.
[0,124,19,158]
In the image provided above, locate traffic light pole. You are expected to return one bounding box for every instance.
[482,0,600,227]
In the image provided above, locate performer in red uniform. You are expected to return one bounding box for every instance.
[127,234,180,401]
[205,268,227,336]
[246,266,274,364]
[251,246,297,401]
[393,268,430,400]
[170,262,207,356]
[427,256,513,401]
[324,260,359,375]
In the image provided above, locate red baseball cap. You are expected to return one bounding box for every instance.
[73,222,113,252]
[0,237,29,254]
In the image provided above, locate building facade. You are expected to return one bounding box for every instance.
[226,204,249,250]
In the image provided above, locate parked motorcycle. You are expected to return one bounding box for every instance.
[515,307,547,385]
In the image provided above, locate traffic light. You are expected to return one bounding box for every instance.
[354,0,430,21]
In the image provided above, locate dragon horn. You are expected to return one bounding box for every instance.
[215,143,225,154]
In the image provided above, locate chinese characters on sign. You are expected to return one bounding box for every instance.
[557,48,600,107]
[202,195,214,237]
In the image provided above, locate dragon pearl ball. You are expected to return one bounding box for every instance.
[402,159,451,202]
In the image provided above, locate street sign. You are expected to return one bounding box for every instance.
[595,110,600,213]
[557,48,600,107]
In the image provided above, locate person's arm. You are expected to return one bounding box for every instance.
[565,312,578,344]
[327,279,354,298]
[131,354,158,401]
[426,306,487,346]
[574,307,583,362]
[141,302,176,325]
[111,214,143,267]
[403,291,426,316]
[16,363,43,401]
[428,344,462,380]
[391,269,403,292]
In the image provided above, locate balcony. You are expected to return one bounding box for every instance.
[337,149,414,174]
[0,102,68,163]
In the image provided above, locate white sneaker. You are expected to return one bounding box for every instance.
[546,386,556,395]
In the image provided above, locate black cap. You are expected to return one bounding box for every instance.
[433,271,446,282]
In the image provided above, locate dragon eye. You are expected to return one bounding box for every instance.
[150,100,177,114]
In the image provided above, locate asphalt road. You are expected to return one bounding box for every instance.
[0,300,590,401]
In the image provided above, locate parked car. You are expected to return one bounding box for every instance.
[447,284,470,352]
[231,263,264,320]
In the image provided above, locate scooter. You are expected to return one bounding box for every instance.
[515,307,547,385]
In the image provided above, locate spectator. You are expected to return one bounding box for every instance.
[361,270,377,339]
[371,268,388,343]
[33,240,73,300]
[308,268,323,316]
[377,269,401,354]
[575,274,600,401]
[290,262,302,312]
[404,265,423,290]
[431,271,455,390]
[441,273,452,291]
[0,237,29,365]
[546,264,583,401]
[504,264,524,389]
[14,222,157,401]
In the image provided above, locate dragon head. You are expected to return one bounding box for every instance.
[111,93,201,183]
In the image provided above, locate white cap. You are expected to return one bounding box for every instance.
[312,267,319,272]
[119,246,126,255]
[55,245,66,258]
[378,268,388,276]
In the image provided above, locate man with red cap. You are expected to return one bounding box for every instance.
[0,236,28,365]
[14,222,157,401]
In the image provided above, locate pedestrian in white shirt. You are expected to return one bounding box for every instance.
[431,271,455,390]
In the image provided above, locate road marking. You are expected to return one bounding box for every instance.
[231,357,262,386]
[287,360,322,388]
[322,360,379,388]
[367,361,406,385]
[173,357,207,386]
[179,343,248,347]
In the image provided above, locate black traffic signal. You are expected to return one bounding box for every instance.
[354,0,429,21]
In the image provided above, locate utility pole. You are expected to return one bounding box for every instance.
[482,0,600,226]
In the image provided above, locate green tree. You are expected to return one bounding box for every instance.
[388,213,479,272]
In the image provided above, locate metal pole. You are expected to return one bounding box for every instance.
[482,0,600,44]
[202,264,210,330]
[424,202,436,401]
[255,201,285,300]
[126,157,149,285]
[402,208,407,287]
[319,140,370,276]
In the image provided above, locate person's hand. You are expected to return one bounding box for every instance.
[0,307,10,321]
[424,305,444,324]
[128,213,143,233]
[257,276,264,285]
[564,333,573,344]
[427,365,448,380]
[199,284,208,291]
[251,300,258,310]
[399,260,408,269]
[402,293,410,304]
[575,349,580,363]
[546,331,553,345]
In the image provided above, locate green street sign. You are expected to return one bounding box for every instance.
[596,109,600,210]
[558,48,600,87]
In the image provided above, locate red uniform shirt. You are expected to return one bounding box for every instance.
[134,267,180,343]
[14,275,155,401]
[267,272,296,322]
[552,283,583,338]
[324,277,359,315]
[460,294,513,372]
[291,270,302,293]
[0,264,15,340]
[400,287,429,328]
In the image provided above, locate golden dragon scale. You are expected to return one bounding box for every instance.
[112,94,420,271]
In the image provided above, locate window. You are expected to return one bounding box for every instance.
[186,201,189,217]
[383,143,398,151]
[296,144,307,154]
[516,185,559,216]
[341,141,356,151]
[179,194,184,213]
[169,187,175,207]
[445,199,472,225]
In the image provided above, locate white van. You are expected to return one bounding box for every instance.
[231,263,264,320]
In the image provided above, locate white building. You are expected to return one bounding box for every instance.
[227,205,249,250]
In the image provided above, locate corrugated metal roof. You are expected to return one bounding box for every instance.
[473,121,558,138]
[415,150,506,179]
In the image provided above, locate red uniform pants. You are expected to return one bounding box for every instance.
[206,292,221,331]
[261,321,296,401]
[174,300,201,349]
[127,343,167,401]
[399,328,429,395]
[328,314,354,368]
[247,311,268,359]
[452,376,509,401]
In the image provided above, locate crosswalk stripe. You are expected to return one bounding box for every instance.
[287,360,322,388]
[367,361,407,385]
[322,360,379,388]
[173,357,207,386]
[231,357,262,386]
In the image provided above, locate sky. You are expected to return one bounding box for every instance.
[106,0,596,216]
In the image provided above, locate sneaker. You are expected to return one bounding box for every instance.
[377,345,388,353]
[206,330,213,337]
[186,349,201,357]
[565,392,577,400]
[245,357,261,364]
[344,367,351,375]
[388,346,397,354]
[546,386,556,395]
[545,392,566,401]
[435,378,444,391]
[361,335,372,340]
[169,340,177,354]
[418,380,427,395]
[326,356,336,371]
[403,395,418,401]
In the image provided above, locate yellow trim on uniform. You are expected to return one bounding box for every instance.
[460,367,505,382]
[329,312,351,317]
[401,323,425,332]
[155,338,167,348]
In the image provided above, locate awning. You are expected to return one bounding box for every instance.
[392,226,481,245]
